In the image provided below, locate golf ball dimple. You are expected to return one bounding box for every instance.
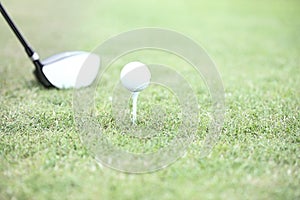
[120,61,151,92]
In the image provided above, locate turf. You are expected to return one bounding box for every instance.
[0,0,299,199]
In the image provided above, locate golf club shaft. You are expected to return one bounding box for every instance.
[0,2,37,59]
[0,2,54,88]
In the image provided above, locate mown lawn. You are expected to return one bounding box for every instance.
[0,0,299,199]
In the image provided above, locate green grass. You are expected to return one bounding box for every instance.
[0,0,300,199]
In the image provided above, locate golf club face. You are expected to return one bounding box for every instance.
[0,3,100,89]
[41,51,100,89]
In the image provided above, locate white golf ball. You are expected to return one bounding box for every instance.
[120,61,151,92]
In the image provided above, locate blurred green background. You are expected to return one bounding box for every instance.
[0,0,299,199]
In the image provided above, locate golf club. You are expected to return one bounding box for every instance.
[0,2,100,89]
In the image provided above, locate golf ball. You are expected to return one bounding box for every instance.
[120,61,151,92]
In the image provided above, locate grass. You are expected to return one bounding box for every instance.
[0,0,299,199]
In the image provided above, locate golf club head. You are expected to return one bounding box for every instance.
[40,51,100,89]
